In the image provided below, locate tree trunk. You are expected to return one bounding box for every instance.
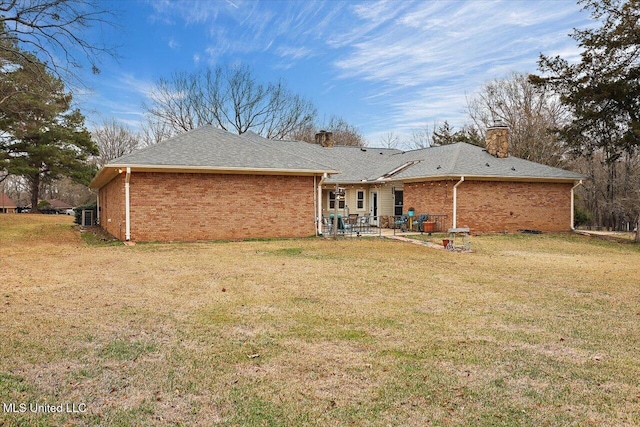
[30,174,40,213]
[636,216,640,243]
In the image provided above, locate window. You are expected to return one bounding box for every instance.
[329,191,345,209]
[357,191,364,209]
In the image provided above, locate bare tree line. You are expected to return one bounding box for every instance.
[143,64,317,141]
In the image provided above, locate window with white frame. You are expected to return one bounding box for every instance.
[329,191,345,209]
[357,190,364,209]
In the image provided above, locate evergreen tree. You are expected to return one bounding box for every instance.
[530,0,640,240]
[531,0,640,161]
[0,49,97,212]
[431,121,483,147]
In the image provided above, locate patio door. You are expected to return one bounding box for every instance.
[369,190,378,226]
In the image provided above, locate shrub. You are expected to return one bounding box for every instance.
[574,205,593,227]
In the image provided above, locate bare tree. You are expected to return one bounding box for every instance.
[0,0,119,88]
[409,123,435,149]
[145,71,200,133]
[144,64,317,139]
[289,115,366,147]
[93,119,139,166]
[467,71,569,167]
[140,116,175,147]
[40,176,94,206]
[324,116,365,146]
[380,132,399,149]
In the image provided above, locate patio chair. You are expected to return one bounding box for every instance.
[394,214,408,232]
[357,213,371,233]
[328,214,347,234]
[414,214,428,231]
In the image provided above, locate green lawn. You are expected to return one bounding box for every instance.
[1,214,639,426]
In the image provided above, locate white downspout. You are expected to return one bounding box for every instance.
[96,192,100,224]
[125,167,131,241]
[317,173,328,235]
[570,179,583,230]
[452,176,465,229]
[313,175,317,236]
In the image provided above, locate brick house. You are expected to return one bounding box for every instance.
[90,125,585,242]
[0,193,17,213]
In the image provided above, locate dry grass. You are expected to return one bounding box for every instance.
[1,214,639,426]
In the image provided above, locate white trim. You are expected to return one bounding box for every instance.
[377,160,420,180]
[125,167,131,241]
[452,176,465,229]
[369,189,379,226]
[314,175,317,236]
[570,179,583,230]
[90,164,339,189]
[318,173,329,234]
[377,174,583,184]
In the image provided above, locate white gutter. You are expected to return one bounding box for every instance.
[317,173,328,235]
[570,179,583,230]
[125,167,131,241]
[452,176,465,229]
[90,164,340,189]
[313,175,317,236]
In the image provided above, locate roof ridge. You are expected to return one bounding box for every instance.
[447,142,465,174]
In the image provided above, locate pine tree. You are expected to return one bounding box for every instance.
[0,46,97,211]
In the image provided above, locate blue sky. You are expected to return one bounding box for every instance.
[75,0,593,147]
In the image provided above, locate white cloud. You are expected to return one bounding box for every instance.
[324,0,590,141]
[276,46,314,60]
[117,73,156,99]
[99,0,593,144]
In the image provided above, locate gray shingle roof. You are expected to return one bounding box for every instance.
[93,126,584,189]
[381,143,586,181]
[256,138,584,182]
[107,125,337,173]
[254,137,402,183]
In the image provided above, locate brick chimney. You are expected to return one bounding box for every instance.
[485,121,509,158]
[315,130,334,148]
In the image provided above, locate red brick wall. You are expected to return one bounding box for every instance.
[404,179,573,233]
[123,172,316,242]
[99,174,125,240]
[457,181,572,232]
[404,180,455,228]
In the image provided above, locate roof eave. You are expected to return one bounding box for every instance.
[380,174,586,184]
[90,164,339,189]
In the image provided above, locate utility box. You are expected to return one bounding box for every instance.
[81,210,95,226]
